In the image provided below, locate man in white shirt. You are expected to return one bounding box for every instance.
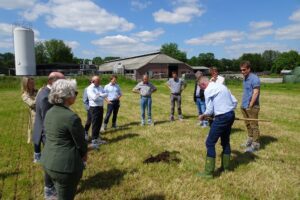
[87,76,108,147]
[197,77,237,179]
[210,67,225,84]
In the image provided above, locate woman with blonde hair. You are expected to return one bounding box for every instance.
[21,77,37,143]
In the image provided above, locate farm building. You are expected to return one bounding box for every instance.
[99,52,194,80]
[191,66,210,75]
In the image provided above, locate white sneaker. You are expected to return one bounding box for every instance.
[91,140,100,149]
[96,138,108,144]
[84,132,89,141]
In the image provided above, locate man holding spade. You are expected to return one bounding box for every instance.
[197,77,238,179]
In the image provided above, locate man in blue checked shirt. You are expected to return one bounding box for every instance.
[197,76,238,179]
[103,75,122,130]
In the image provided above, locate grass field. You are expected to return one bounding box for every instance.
[0,76,299,200]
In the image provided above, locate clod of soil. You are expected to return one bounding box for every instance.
[143,151,181,164]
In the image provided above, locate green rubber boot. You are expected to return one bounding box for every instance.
[197,156,215,179]
[221,154,230,172]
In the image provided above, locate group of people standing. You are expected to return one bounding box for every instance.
[20,60,261,199]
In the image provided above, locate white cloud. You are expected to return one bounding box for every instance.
[0,23,12,36]
[131,0,152,10]
[275,23,300,40]
[249,21,273,29]
[81,50,96,57]
[153,0,205,24]
[248,29,274,40]
[289,8,300,21]
[65,40,80,49]
[225,43,289,58]
[91,34,159,57]
[0,0,37,10]
[0,38,13,49]
[185,30,245,45]
[22,0,135,34]
[133,28,164,42]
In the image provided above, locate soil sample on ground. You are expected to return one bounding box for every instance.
[143,151,181,164]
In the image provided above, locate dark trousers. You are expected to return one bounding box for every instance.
[104,100,120,125]
[90,106,103,140]
[170,94,182,116]
[45,168,83,200]
[84,109,92,132]
[206,111,235,158]
[33,135,54,188]
[34,134,46,153]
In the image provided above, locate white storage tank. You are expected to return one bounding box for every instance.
[13,27,36,75]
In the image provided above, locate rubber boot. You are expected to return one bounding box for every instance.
[197,156,215,179]
[221,154,230,172]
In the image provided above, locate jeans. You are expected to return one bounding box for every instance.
[206,111,235,158]
[104,100,120,125]
[90,106,103,140]
[170,94,182,116]
[140,96,152,121]
[84,109,92,132]
[196,98,206,115]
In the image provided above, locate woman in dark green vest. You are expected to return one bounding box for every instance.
[41,79,88,200]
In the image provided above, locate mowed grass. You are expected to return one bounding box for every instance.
[0,77,299,200]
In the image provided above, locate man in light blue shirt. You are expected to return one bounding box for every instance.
[86,76,108,147]
[103,75,122,129]
[240,60,261,153]
[198,77,237,179]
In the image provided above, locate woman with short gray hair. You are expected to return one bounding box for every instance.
[41,79,87,200]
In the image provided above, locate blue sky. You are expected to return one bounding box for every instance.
[0,0,300,59]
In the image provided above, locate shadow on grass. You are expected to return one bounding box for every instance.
[102,126,131,135]
[214,150,259,177]
[78,169,126,192]
[230,128,243,134]
[260,135,278,150]
[131,194,165,200]
[154,120,169,125]
[182,114,197,119]
[0,171,19,179]
[105,133,139,143]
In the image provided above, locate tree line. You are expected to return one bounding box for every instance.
[0,40,299,74]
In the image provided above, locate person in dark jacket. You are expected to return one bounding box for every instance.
[193,71,208,127]
[41,79,87,200]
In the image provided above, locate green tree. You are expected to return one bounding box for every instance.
[92,57,103,65]
[103,57,120,62]
[272,50,300,73]
[0,52,14,74]
[35,42,49,64]
[239,53,266,72]
[262,50,281,71]
[73,57,84,64]
[160,43,187,62]
[44,39,74,63]
[187,56,199,66]
[198,52,217,67]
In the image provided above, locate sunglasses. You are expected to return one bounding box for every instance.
[240,69,247,72]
